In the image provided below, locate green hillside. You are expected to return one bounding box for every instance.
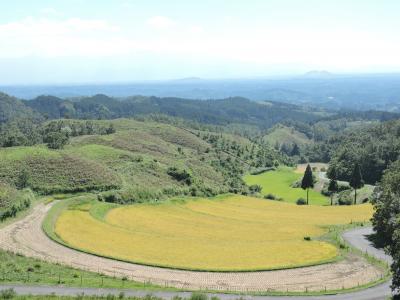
[0,119,288,202]
[263,124,313,149]
[0,181,34,221]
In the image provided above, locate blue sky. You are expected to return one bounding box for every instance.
[1,0,400,84]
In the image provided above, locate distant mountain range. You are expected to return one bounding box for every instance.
[1,73,400,112]
[302,70,334,79]
[1,92,398,132]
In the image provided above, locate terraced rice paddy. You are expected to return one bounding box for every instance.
[53,195,373,271]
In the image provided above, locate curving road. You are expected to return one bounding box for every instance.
[0,210,393,299]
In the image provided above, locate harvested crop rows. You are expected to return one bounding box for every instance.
[0,202,384,292]
[55,195,372,271]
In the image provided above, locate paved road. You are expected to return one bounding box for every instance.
[0,227,392,299]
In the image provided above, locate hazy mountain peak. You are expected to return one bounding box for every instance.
[303,70,334,78]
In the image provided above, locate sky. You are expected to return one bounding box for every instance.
[0,0,400,84]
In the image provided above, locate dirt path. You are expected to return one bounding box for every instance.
[0,203,384,293]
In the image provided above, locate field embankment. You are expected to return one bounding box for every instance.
[52,195,372,271]
[0,200,385,293]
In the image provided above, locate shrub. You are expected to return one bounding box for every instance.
[98,191,122,204]
[291,180,301,188]
[0,187,33,222]
[304,236,311,241]
[0,288,16,299]
[167,167,193,185]
[338,198,352,206]
[250,167,275,175]
[249,184,262,193]
[190,293,208,300]
[44,131,69,149]
[296,198,307,205]
[264,193,276,200]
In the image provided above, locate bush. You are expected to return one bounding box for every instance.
[190,293,208,300]
[291,180,301,188]
[338,197,352,205]
[44,131,69,149]
[0,289,16,299]
[250,167,275,175]
[264,193,276,200]
[322,182,351,196]
[167,167,193,185]
[296,198,307,205]
[304,236,311,241]
[249,184,262,193]
[0,187,33,222]
[362,197,369,203]
[98,191,122,204]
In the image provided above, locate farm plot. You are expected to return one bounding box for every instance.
[53,195,372,271]
[244,167,329,205]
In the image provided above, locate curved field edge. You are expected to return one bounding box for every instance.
[37,198,390,295]
[41,196,373,273]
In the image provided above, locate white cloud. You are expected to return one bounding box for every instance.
[146,16,176,29]
[0,17,123,58]
[0,15,399,73]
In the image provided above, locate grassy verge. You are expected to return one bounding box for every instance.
[0,195,173,292]
[0,290,176,300]
[0,249,169,291]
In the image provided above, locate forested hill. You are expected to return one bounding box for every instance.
[327,119,400,185]
[0,92,42,124]
[22,94,325,128]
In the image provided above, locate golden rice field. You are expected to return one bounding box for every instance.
[54,195,373,271]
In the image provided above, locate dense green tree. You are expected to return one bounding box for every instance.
[44,131,69,149]
[327,169,339,206]
[16,168,30,189]
[290,143,300,156]
[349,163,364,204]
[372,161,400,295]
[301,164,314,205]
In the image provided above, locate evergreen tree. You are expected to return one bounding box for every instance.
[327,179,339,206]
[349,163,364,205]
[327,168,339,205]
[290,143,300,156]
[301,164,314,205]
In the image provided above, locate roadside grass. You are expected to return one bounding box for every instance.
[0,294,166,300]
[243,167,329,205]
[49,195,372,272]
[1,195,172,292]
[0,249,169,291]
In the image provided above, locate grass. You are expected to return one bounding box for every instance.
[50,195,373,272]
[243,167,329,205]
[0,146,121,195]
[263,124,312,147]
[0,249,165,291]
[0,294,168,300]
[0,196,171,292]
[1,118,267,199]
